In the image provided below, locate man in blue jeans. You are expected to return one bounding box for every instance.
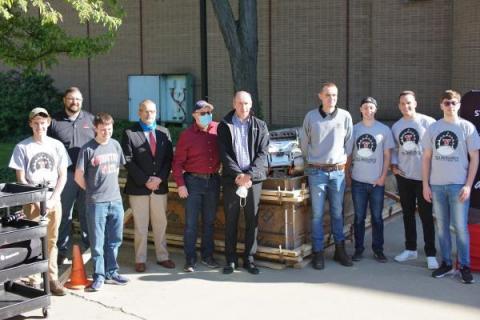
[300,82,354,269]
[422,90,480,284]
[346,97,394,263]
[75,112,129,291]
[172,100,221,272]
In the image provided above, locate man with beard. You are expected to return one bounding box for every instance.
[48,87,95,264]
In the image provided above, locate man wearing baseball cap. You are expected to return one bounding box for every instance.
[9,107,70,295]
[172,100,221,272]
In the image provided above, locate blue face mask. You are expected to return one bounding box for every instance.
[199,113,213,127]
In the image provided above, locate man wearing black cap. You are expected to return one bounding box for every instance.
[172,100,221,272]
[122,100,174,272]
[346,97,394,263]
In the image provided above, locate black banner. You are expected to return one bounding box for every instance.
[460,91,480,220]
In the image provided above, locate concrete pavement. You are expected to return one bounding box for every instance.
[10,214,480,320]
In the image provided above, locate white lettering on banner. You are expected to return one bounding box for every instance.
[474,109,480,117]
[474,180,480,190]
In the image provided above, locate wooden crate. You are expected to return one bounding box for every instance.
[120,175,402,268]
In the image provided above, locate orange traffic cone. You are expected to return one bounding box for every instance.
[65,244,92,289]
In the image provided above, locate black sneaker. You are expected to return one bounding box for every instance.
[243,262,260,275]
[373,252,387,263]
[201,257,220,269]
[459,266,475,284]
[57,254,68,266]
[352,251,363,262]
[432,262,454,278]
[223,262,236,274]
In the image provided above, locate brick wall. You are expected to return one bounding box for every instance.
[3,0,479,127]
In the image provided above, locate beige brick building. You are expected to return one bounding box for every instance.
[5,0,480,125]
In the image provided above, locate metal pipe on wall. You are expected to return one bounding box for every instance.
[200,0,209,101]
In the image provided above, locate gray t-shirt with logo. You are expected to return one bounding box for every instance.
[348,121,395,184]
[421,118,480,185]
[392,113,436,181]
[9,136,70,190]
[76,138,126,204]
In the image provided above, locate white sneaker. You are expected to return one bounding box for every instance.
[427,256,439,270]
[394,250,418,262]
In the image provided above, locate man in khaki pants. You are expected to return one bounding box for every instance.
[9,107,70,295]
[121,100,174,272]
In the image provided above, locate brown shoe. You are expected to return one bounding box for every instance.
[135,263,146,273]
[49,280,67,296]
[157,259,175,269]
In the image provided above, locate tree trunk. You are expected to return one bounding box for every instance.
[210,0,261,118]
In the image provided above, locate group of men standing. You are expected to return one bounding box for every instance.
[7,81,479,297]
[300,83,479,284]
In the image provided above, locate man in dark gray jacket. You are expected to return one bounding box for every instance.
[217,91,269,275]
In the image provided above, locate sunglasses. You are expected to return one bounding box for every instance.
[442,100,459,106]
[196,111,212,116]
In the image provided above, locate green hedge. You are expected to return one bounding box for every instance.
[0,70,63,142]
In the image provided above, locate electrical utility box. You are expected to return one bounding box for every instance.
[128,74,194,124]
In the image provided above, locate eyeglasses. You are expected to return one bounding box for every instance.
[442,100,458,106]
[65,97,83,102]
[196,111,212,116]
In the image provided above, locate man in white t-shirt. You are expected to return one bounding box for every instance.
[9,107,70,296]
[422,90,480,284]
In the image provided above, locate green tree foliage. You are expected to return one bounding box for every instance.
[0,0,123,69]
[0,70,63,140]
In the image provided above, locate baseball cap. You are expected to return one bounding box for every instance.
[360,96,378,107]
[29,107,50,120]
[193,100,214,112]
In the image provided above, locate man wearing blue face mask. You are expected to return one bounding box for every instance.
[172,100,221,272]
[121,100,174,273]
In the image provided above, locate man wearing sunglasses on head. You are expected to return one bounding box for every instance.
[172,100,221,272]
[422,90,480,284]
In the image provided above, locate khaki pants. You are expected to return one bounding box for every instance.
[129,194,169,262]
[24,202,61,282]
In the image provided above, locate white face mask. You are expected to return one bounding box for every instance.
[236,186,248,207]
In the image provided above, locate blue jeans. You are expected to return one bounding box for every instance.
[307,168,346,252]
[431,184,470,267]
[86,200,124,281]
[351,179,385,253]
[183,174,220,264]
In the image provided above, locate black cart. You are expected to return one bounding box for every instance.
[0,183,50,319]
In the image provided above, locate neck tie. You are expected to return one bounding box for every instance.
[149,131,156,156]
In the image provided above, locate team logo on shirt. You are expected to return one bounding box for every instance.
[398,128,419,151]
[435,130,458,156]
[29,152,56,186]
[356,134,377,158]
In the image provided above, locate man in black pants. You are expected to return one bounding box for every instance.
[217,91,269,275]
[391,91,438,269]
[48,87,95,265]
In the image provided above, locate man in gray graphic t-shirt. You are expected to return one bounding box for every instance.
[75,112,128,292]
[391,91,438,270]
[346,97,394,263]
[422,90,480,284]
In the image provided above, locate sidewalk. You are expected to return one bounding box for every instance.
[11,214,480,320]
